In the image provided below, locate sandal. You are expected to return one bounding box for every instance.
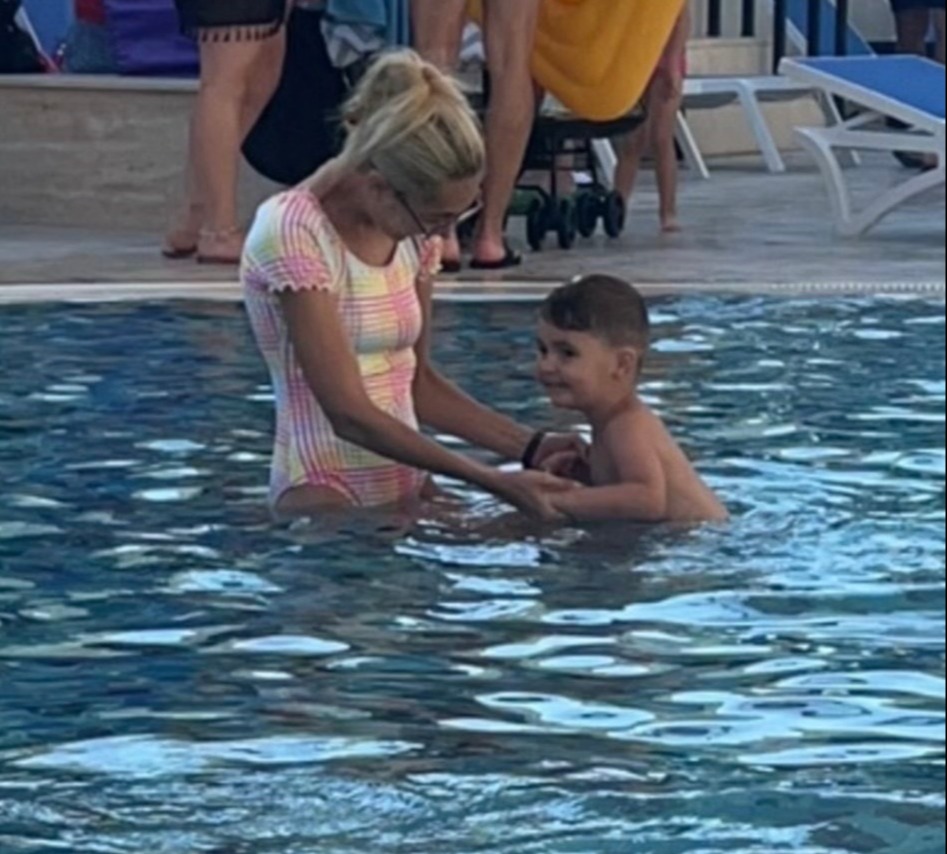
[196,227,245,266]
[469,245,523,271]
[161,227,199,260]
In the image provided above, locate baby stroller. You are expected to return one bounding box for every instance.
[462,74,646,253]
[462,0,685,253]
[517,106,646,252]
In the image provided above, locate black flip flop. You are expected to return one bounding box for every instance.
[440,258,463,275]
[469,246,523,271]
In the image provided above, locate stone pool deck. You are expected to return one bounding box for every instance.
[1,153,944,302]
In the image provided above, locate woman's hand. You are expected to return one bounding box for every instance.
[533,432,587,465]
[491,470,579,522]
[532,433,590,482]
[540,450,591,484]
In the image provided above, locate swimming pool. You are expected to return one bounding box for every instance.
[0,294,943,853]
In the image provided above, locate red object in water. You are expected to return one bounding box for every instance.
[75,0,107,26]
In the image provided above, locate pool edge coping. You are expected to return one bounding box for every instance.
[0,280,944,305]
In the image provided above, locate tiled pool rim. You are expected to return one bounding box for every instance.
[0,280,944,305]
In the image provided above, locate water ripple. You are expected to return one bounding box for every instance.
[0,296,942,853]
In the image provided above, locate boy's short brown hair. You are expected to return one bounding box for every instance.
[540,275,650,353]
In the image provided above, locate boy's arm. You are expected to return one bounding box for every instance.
[551,427,668,523]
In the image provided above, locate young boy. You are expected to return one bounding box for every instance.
[535,275,728,524]
[614,5,690,233]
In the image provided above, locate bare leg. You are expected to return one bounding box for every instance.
[649,72,685,233]
[165,31,287,262]
[473,0,542,265]
[891,8,941,169]
[276,484,354,519]
[894,8,933,55]
[411,0,467,266]
[614,119,649,205]
[615,8,688,232]
[411,0,466,71]
[933,10,945,65]
[653,9,689,232]
[197,33,287,262]
[162,117,205,258]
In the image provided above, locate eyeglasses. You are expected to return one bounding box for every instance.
[392,186,483,239]
[393,187,436,238]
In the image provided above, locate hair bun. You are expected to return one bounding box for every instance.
[336,49,485,201]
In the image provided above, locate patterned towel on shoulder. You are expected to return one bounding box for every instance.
[323,0,409,68]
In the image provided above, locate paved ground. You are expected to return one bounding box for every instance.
[1,154,944,297]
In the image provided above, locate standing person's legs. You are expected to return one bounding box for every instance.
[614,7,688,231]
[650,8,688,233]
[164,30,287,263]
[648,68,685,233]
[932,8,945,64]
[614,106,650,209]
[472,0,542,268]
[887,1,942,169]
[411,0,468,269]
[411,0,467,71]
[893,2,933,55]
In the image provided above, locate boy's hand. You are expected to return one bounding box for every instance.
[532,433,588,469]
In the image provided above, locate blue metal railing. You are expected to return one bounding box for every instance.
[704,0,855,72]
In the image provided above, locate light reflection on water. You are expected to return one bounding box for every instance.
[0,296,943,853]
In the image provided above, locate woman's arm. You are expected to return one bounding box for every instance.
[279,288,569,518]
[412,267,533,459]
[415,360,535,460]
[413,271,582,464]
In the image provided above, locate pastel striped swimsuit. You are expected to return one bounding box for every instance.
[242,189,440,509]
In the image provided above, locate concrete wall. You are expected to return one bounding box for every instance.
[684,37,824,158]
[0,76,276,231]
[2,16,860,231]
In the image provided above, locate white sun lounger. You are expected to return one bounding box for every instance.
[679,75,841,177]
[781,56,946,236]
[674,0,876,179]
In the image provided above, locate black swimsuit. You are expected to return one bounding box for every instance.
[174,0,290,40]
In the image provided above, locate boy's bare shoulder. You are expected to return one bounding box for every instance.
[599,404,687,472]
[597,404,664,464]
[602,402,664,440]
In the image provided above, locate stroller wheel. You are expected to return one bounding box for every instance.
[527,198,547,251]
[557,198,578,250]
[603,191,627,239]
[576,193,599,239]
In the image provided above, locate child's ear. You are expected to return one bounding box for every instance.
[617,347,639,379]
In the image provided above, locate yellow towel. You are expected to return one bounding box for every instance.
[468,0,686,121]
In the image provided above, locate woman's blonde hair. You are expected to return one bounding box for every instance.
[340,50,485,203]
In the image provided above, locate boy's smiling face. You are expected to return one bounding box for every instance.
[536,320,637,413]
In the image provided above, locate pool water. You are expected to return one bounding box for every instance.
[0,295,944,854]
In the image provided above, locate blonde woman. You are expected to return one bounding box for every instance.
[243,51,581,520]
[163,0,294,265]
